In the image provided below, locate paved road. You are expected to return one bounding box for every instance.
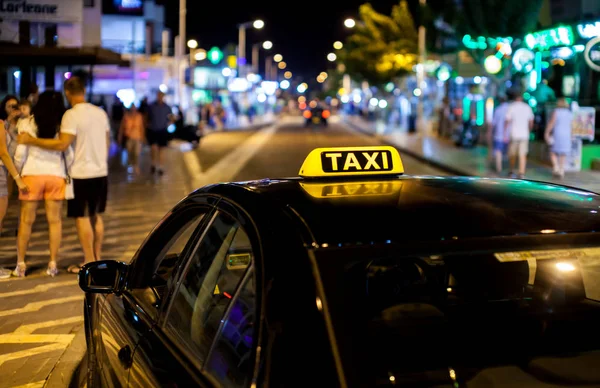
[0,116,446,388]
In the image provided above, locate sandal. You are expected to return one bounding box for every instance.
[47,261,59,277]
[13,263,26,278]
[67,264,83,274]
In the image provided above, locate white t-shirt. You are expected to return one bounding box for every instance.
[61,103,110,179]
[506,101,534,141]
[14,117,73,178]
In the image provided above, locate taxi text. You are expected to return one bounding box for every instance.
[320,150,393,173]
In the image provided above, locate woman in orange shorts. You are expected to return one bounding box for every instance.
[13,92,73,277]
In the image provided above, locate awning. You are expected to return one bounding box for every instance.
[0,44,130,67]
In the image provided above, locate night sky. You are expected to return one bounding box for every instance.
[162,0,406,79]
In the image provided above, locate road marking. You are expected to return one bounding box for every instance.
[0,343,67,367]
[0,296,82,318]
[0,280,77,298]
[14,316,84,335]
[0,334,75,344]
[12,382,45,388]
[183,124,279,187]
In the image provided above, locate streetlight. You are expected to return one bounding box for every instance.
[194,49,207,61]
[327,53,337,62]
[334,41,343,50]
[274,54,283,62]
[320,71,328,79]
[284,71,292,79]
[344,18,356,28]
[252,41,273,74]
[187,39,198,49]
[253,19,265,29]
[278,61,287,70]
[263,40,273,50]
[238,19,265,77]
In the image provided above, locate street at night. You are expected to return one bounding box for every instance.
[2,0,600,386]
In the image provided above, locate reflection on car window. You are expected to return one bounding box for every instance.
[316,247,600,387]
[166,211,252,365]
[206,270,256,387]
[130,211,205,319]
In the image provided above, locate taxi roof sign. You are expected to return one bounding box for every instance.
[299,146,404,178]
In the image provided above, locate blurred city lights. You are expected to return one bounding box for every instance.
[222,67,232,77]
[298,96,307,103]
[341,95,350,103]
[257,93,267,102]
[263,40,273,50]
[353,94,362,103]
[338,88,347,95]
[334,41,344,50]
[369,98,379,107]
[319,72,328,79]
[278,61,287,70]
[274,54,283,62]
[484,55,502,74]
[556,262,576,272]
[327,53,337,62]
[280,80,290,89]
[309,100,318,108]
[159,84,168,93]
[116,88,136,108]
[345,18,356,28]
[247,73,259,83]
[455,76,464,85]
[187,39,198,49]
[379,100,388,109]
[253,19,265,29]
[64,72,72,79]
[473,76,482,84]
[297,84,307,93]
[194,50,207,61]
[331,98,339,107]
[317,76,325,83]
[284,71,292,79]
[413,88,422,97]
[13,71,20,79]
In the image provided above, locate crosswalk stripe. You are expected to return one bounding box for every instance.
[14,316,84,335]
[0,296,82,317]
[11,381,45,388]
[0,343,67,367]
[0,281,77,299]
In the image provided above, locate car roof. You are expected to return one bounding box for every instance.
[201,176,600,246]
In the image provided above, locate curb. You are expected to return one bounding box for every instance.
[44,323,86,388]
[343,119,473,176]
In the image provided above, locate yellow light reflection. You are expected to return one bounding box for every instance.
[556,262,576,272]
[316,297,323,311]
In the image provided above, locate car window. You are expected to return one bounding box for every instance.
[205,270,256,387]
[165,211,253,365]
[130,210,206,319]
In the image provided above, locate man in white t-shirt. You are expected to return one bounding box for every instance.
[505,94,534,179]
[18,77,110,273]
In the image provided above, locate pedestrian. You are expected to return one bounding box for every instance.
[13,91,73,277]
[18,76,110,274]
[505,93,534,179]
[544,98,573,179]
[213,100,225,130]
[118,103,145,175]
[146,91,173,175]
[487,95,510,174]
[0,95,28,241]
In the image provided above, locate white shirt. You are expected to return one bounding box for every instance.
[14,117,73,178]
[506,101,534,141]
[61,103,110,179]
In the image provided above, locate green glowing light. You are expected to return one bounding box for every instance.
[462,97,471,122]
[208,47,223,65]
[525,26,575,51]
[476,100,485,126]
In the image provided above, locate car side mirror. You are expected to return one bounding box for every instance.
[79,260,128,295]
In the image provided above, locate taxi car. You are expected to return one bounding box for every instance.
[80,146,600,387]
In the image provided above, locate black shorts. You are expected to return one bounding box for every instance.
[67,177,108,218]
[147,129,169,147]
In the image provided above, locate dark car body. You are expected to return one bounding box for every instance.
[80,174,600,387]
[304,106,329,127]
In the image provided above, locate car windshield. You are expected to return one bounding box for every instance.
[316,246,600,387]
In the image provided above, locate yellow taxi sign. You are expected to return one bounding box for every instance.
[299,146,404,178]
[300,181,402,199]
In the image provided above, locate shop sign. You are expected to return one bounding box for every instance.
[227,77,249,92]
[572,107,596,141]
[577,21,600,39]
[193,67,226,90]
[584,37,600,72]
[0,0,82,22]
[525,26,574,51]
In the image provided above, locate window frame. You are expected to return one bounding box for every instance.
[156,199,264,382]
[125,202,216,322]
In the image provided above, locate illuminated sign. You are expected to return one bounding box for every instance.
[103,0,143,15]
[207,47,223,65]
[0,0,82,22]
[525,26,574,51]
[512,48,535,72]
[577,21,600,39]
[462,35,512,50]
[260,81,278,96]
[227,78,249,92]
[193,68,226,89]
[584,36,600,72]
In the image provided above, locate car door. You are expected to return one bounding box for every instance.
[128,204,262,387]
[95,202,212,387]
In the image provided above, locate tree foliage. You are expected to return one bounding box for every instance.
[339,1,418,86]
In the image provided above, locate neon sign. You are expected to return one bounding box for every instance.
[462,35,512,50]
[584,36,600,72]
[577,21,600,39]
[525,26,574,51]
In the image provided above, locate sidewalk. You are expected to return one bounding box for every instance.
[345,116,600,193]
[0,143,192,388]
